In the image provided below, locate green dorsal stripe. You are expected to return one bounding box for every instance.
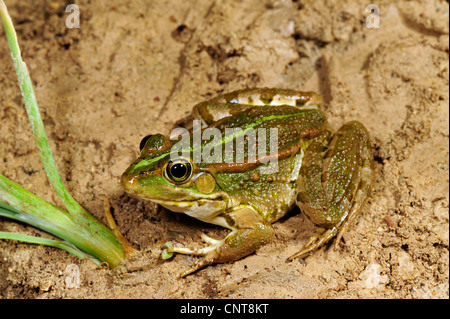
[132,109,318,173]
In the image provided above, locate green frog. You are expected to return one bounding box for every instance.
[121,88,374,277]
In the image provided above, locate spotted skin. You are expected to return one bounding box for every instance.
[121,88,374,276]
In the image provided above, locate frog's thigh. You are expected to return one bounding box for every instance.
[290,121,374,260]
[215,88,323,108]
[193,88,324,124]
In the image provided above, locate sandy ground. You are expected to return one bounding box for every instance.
[0,0,448,299]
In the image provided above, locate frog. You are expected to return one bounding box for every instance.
[121,88,374,277]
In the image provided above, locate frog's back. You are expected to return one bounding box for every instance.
[203,103,329,223]
[215,152,305,222]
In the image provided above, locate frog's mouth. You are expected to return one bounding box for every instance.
[151,194,230,222]
[121,169,231,219]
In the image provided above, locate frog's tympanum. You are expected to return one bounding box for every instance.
[121,88,374,277]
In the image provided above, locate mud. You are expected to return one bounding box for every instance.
[0,0,448,298]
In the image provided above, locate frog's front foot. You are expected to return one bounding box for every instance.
[166,234,225,277]
[167,206,274,277]
[288,121,374,262]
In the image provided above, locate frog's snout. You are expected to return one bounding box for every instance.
[120,170,139,193]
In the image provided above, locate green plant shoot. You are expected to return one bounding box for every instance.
[0,0,127,267]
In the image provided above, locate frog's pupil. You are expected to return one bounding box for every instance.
[139,135,152,151]
[171,163,187,178]
[165,159,192,183]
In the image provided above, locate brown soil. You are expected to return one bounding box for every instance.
[0,0,448,299]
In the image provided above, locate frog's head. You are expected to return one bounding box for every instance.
[121,134,229,218]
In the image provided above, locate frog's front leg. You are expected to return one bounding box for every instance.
[288,121,374,261]
[167,206,274,277]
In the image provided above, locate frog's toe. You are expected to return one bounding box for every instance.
[177,247,222,278]
[201,233,224,246]
[180,257,216,277]
[167,245,199,256]
[167,233,223,257]
[286,226,338,262]
[165,233,225,277]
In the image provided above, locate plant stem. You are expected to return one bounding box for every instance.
[0,231,101,265]
[0,174,125,267]
[0,1,127,267]
[1,0,83,217]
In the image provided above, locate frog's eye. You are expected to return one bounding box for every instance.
[165,159,193,184]
[139,135,153,152]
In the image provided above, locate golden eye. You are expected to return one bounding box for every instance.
[165,158,193,183]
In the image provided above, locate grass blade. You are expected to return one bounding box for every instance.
[0,174,125,267]
[1,0,84,216]
[0,1,128,267]
[0,231,102,265]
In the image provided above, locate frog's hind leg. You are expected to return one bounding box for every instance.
[193,88,324,126]
[287,121,374,261]
[217,88,324,109]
